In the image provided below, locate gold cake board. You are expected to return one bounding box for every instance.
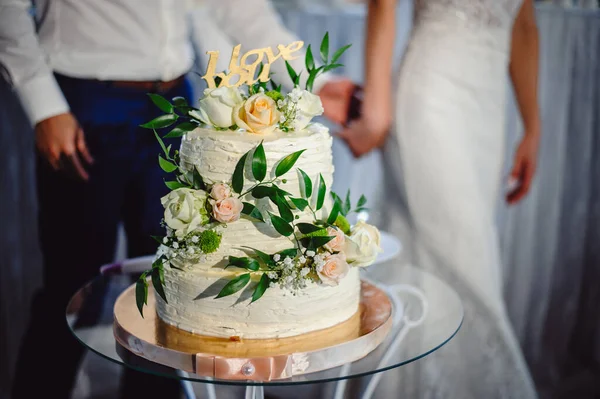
[113,281,393,381]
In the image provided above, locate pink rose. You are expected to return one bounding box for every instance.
[211,197,243,223]
[317,253,350,286]
[210,183,232,201]
[324,226,345,253]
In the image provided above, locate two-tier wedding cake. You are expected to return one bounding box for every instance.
[135,36,381,340]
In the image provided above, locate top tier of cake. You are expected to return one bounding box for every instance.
[177,126,335,267]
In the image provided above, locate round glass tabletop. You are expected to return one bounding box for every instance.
[66,263,463,388]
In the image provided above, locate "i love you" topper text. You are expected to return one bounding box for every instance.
[201,41,304,88]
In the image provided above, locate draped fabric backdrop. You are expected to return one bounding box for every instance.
[0,2,598,398]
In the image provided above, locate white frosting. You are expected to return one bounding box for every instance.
[156,126,361,338]
[156,266,360,339]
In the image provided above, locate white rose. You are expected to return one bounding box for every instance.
[317,253,350,286]
[292,90,324,131]
[210,182,232,201]
[324,226,345,253]
[161,188,209,237]
[191,87,244,128]
[211,197,244,223]
[343,221,382,267]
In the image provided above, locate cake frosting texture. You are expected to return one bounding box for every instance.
[155,126,362,338]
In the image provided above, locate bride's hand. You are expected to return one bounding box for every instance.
[506,130,540,205]
[337,112,391,158]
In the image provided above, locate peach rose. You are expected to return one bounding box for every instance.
[317,253,350,286]
[234,93,281,134]
[210,182,232,201]
[324,226,345,253]
[211,197,243,223]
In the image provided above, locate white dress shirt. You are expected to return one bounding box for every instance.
[0,0,327,125]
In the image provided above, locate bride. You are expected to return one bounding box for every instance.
[339,0,541,397]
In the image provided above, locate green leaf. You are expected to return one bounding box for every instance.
[298,169,313,198]
[294,70,302,87]
[232,152,249,194]
[355,207,369,213]
[251,273,270,303]
[273,193,294,223]
[269,212,294,236]
[252,142,267,182]
[316,174,326,211]
[306,68,320,93]
[323,63,344,73]
[227,256,260,271]
[278,248,298,258]
[154,130,169,158]
[275,149,306,177]
[305,44,315,71]
[320,32,330,64]
[163,121,197,138]
[135,274,148,318]
[140,114,178,129]
[242,202,264,222]
[147,93,173,113]
[296,223,324,235]
[327,200,341,225]
[357,194,367,208]
[242,247,274,267]
[214,76,223,88]
[269,79,279,92]
[252,185,274,199]
[285,61,298,86]
[151,267,167,303]
[301,236,335,250]
[191,167,205,190]
[151,235,164,244]
[290,197,309,211]
[216,273,251,298]
[331,191,344,214]
[331,44,352,64]
[344,190,352,215]
[165,180,187,190]
[172,96,188,107]
[159,155,178,173]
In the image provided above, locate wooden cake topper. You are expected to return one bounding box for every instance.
[201,41,304,88]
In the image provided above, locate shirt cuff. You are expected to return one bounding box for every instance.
[14,74,70,126]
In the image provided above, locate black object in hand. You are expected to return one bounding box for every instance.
[346,84,363,125]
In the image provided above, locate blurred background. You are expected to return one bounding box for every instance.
[1,0,599,398]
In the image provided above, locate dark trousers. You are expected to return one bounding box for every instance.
[11,74,189,398]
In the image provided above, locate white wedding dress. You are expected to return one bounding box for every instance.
[369,0,539,397]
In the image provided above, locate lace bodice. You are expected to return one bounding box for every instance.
[414,0,523,29]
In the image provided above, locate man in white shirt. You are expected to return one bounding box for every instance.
[0,1,354,397]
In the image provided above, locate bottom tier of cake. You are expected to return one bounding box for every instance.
[155,266,361,339]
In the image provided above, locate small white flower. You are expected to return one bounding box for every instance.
[191,235,199,243]
[285,275,294,284]
[187,247,195,255]
[283,257,293,265]
[298,256,306,264]
[269,282,277,288]
[267,272,278,279]
[300,267,310,277]
[306,250,316,257]
[172,242,179,249]
[163,237,168,244]
[273,254,281,262]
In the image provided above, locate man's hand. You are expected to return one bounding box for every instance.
[506,130,540,205]
[35,113,94,181]
[317,79,356,126]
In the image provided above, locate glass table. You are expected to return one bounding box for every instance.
[67,263,463,399]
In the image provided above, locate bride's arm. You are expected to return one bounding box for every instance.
[339,0,396,157]
[507,0,541,204]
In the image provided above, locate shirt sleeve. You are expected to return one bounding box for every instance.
[0,0,69,126]
[190,0,332,93]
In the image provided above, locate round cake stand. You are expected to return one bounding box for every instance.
[67,262,463,399]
